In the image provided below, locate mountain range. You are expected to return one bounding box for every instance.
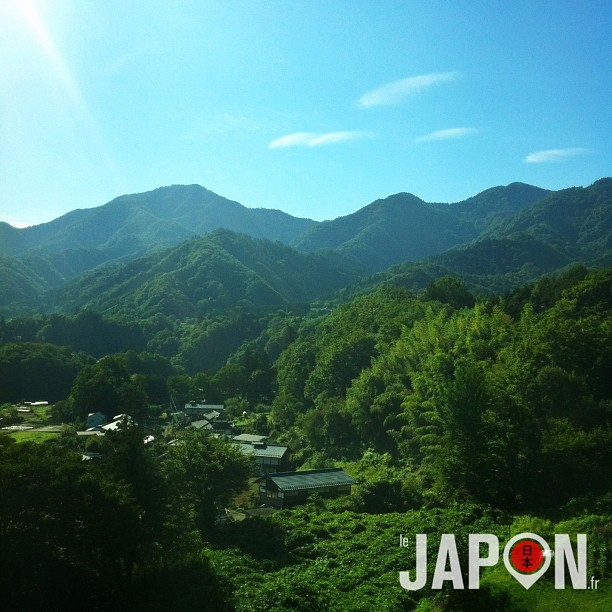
[0,185,315,260]
[293,182,551,269]
[0,178,610,317]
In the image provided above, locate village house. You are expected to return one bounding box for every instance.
[233,433,268,444]
[101,414,132,432]
[77,430,104,438]
[211,419,236,436]
[192,418,214,431]
[236,441,289,474]
[86,412,107,429]
[259,468,357,509]
[184,403,225,419]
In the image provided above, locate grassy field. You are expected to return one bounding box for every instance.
[8,430,60,444]
[22,404,54,424]
[1,403,57,441]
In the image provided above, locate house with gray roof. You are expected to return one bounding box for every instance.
[184,403,225,418]
[233,433,268,444]
[259,467,357,508]
[236,442,289,474]
[192,418,213,431]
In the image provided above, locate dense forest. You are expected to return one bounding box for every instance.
[0,265,610,610]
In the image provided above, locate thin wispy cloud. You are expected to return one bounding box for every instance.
[269,131,369,149]
[414,127,478,143]
[357,71,461,108]
[524,148,588,163]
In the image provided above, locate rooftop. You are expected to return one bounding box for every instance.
[268,468,357,491]
[233,433,268,443]
[192,419,213,430]
[238,442,288,459]
[185,403,224,412]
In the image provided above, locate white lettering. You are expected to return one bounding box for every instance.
[432,534,464,589]
[468,534,499,589]
[399,534,427,591]
[555,534,587,589]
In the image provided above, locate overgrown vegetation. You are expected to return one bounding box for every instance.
[0,267,610,609]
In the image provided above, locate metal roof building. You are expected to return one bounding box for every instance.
[269,468,356,491]
[239,443,288,460]
[237,442,289,474]
[233,433,268,444]
[260,468,357,508]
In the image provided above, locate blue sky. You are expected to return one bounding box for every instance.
[1,0,610,227]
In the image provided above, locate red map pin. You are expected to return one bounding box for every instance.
[503,532,551,589]
[510,538,544,573]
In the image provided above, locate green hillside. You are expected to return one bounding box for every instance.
[484,178,612,262]
[0,259,609,611]
[293,192,470,269]
[1,179,610,318]
[345,180,610,297]
[292,183,552,271]
[448,182,551,231]
[0,255,64,316]
[4,184,317,260]
[56,229,363,318]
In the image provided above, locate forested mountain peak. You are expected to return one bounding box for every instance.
[335,179,610,298]
[1,178,609,317]
[360,191,429,210]
[3,184,318,260]
[482,178,612,263]
[55,229,363,319]
[291,181,553,271]
[454,181,550,207]
[448,182,551,231]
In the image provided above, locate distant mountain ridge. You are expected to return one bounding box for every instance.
[348,179,611,296]
[481,178,612,263]
[0,178,609,317]
[0,184,317,260]
[293,182,551,270]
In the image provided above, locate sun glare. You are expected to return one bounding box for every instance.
[10,0,84,109]
[3,0,123,196]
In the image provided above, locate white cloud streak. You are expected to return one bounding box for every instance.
[357,71,461,108]
[414,127,478,143]
[524,148,588,163]
[268,131,369,149]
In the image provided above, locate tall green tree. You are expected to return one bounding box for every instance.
[161,430,253,533]
[0,440,142,609]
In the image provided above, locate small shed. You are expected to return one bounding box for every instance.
[192,418,213,431]
[211,420,236,436]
